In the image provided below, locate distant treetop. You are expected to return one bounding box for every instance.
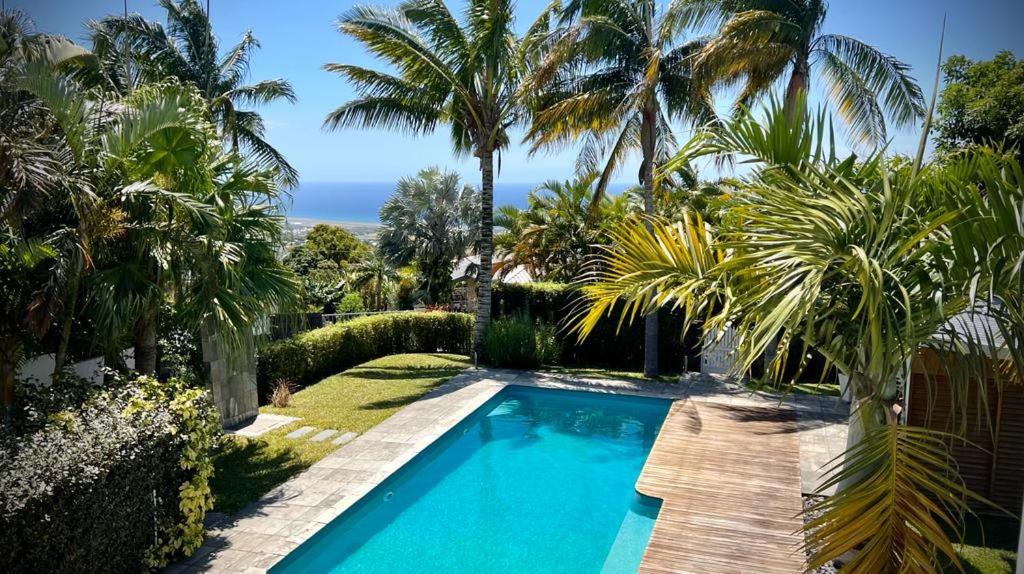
[935,51,1024,157]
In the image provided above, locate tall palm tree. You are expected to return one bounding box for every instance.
[527,0,716,376]
[572,100,1022,572]
[681,0,925,143]
[325,0,537,359]
[377,167,479,304]
[91,0,298,185]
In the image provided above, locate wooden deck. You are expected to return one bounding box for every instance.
[637,399,806,574]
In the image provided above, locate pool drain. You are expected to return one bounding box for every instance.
[383,491,394,502]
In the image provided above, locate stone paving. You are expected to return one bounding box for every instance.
[225,414,300,438]
[168,369,848,573]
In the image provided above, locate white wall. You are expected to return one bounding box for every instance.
[17,348,136,386]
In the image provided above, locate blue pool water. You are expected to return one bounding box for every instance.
[272,386,669,573]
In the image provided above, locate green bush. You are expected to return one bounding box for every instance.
[0,376,219,573]
[337,291,365,313]
[257,311,473,398]
[484,315,561,368]
[491,282,700,371]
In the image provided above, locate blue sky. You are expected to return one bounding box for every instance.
[14,0,1024,185]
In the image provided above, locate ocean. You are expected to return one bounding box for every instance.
[285,181,632,223]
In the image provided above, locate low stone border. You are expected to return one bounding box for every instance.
[169,369,847,573]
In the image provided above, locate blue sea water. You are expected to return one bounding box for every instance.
[271,386,668,574]
[286,181,632,223]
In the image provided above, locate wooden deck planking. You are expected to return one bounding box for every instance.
[637,400,806,574]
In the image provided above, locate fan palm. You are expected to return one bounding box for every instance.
[572,99,1022,571]
[325,0,538,358]
[681,0,925,144]
[527,0,716,376]
[377,167,479,304]
[91,0,298,185]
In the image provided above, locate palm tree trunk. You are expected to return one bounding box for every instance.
[474,146,495,363]
[0,340,20,428]
[784,56,810,119]
[133,305,158,375]
[52,271,81,378]
[641,105,659,378]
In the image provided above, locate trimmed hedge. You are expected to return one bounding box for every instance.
[0,377,219,573]
[491,282,701,372]
[257,311,473,399]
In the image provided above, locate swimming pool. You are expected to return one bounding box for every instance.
[271,386,669,573]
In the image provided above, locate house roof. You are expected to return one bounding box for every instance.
[931,302,1007,356]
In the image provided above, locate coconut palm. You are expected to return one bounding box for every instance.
[91,0,298,185]
[680,0,925,143]
[325,0,539,358]
[377,167,479,304]
[526,0,716,376]
[350,250,399,312]
[572,98,1023,571]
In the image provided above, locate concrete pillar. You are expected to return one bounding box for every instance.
[201,318,258,427]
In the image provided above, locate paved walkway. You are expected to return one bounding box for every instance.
[169,370,847,573]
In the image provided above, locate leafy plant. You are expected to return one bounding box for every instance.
[483,315,561,368]
[572,98,1024,571]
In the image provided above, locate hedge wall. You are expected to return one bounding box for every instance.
[257,311,473,399]
[491,282,701,372]
[0,377,219,573]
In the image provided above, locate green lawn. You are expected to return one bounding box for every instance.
[746,379,842,397]
[210,353,471,513]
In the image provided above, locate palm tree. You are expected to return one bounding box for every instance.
[325,0,536,359]
[91,0,298,185]
[350,250,399,311]
[495,177,627,282]
[681,0,925,143]
[572,99,1023,571]
[377,167,479,304]
[527,0,716,377]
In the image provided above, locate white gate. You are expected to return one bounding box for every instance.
[701,327,738,375]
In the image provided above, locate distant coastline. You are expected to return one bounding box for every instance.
[285,216,380,243]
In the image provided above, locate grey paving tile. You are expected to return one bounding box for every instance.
[309,429,338,442]
[331,431,358,445]
[284,426,316,439]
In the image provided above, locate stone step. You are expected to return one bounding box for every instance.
[331,431,358,446]
[309,429,339,442]
[285,426,317,439]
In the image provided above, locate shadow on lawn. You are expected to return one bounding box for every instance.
[210,436,315,515]
[359,392,431,411]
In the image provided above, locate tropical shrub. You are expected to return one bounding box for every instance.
[484,315,560,368]
[0,376,219,573]
[337,291,366,314]
[257,311,472,396]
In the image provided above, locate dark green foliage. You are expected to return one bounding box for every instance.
[484,315,560,368]
[257,311,473,398]
[490,282,700,372]
[0,377,219,573]
[936,52,1024,158]
[284,225,369,276]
